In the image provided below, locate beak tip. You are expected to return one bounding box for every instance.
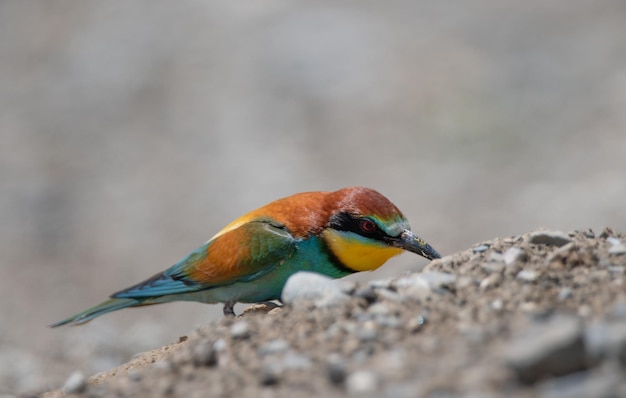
[398,230,442,261]
[423,246,442,261]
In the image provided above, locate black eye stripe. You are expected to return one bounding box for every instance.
[329,213,385,240]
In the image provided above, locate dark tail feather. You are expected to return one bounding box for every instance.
[50,298,143,327]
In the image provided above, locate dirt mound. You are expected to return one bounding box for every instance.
[40,228,626,397]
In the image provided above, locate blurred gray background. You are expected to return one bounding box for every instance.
[1,0,625,394]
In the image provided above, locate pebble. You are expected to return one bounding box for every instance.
[407,315,427,333]
[367,302,390,316]
[230,321,251,339]
[354,286,378,303]
[528,231,573,247]
[367,278,394,289]
[608,244,626,255]
[346,370,378,394]
[419,271,457,290]
[491,299,503,311]
[63,370,87,394]
[357,321,379,341]
[258,339,290,356]
[480,273,502,290]
[504,314,585,383]
[456,276,476,289]
[281,271,349,308]
[584,321,626,364]
[557,287,572,301]
[537,362,622,398]
[327,358,347,385]
[375,288,405,303]
[192,340,218,367]
[473,244,490,253]
[517,270,540,282]
[377,315,401,329]
[504,247,527,265]
[608,301,626,320]
[488,252,504,262]
[578,305,592,318]
[481,262,504,273]
[213,338,227,352]
[607,237,622,246]
[583,229,595,238]
[259,362,282,386]
[339,280,358,295]
[393,275,431,301]
[282,352,312,369]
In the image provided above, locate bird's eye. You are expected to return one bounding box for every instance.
[360,219,377,233]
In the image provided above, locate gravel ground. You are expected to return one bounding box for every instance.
[37,228,626,398]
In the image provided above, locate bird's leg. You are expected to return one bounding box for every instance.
[223,301,236,317]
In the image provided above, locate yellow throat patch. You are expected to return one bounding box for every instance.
[322,229,403,272]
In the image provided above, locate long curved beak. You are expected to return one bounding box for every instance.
[391,230,441,260]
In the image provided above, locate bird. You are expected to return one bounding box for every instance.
[51,187,441,327]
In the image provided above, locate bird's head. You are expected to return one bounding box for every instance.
[322,187,441,272]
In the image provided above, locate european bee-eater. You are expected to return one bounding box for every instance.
[51,187,441,327]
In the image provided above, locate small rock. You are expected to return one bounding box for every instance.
[375,288,405,303]
[367,302,390,316]
[339,280,358,295]
[377,315,401,329]
[607,237,622,246]
[354,286,378,303]
[357,321,379,342]
[258,339,290,356]
[608,244,626,255]
[327,358,347,385]
[607,265,625,274]
[583,229,595,238]
[352,346,376,363]
[504,247,527,265]
[460,326,486,344]
[578,305,592,318]
[346,370,378,394]
[473,244,490,253]
[393,274,431,301]
[456,276,476,289]
[599,228,615,239]
[282,351,312,369]
[154,360,174,373]
[192,340,218,367]
[608,301,626,320]
[482,262,504,273]
[491,299,504,311]
[213,338,227,352]
[419,271,457,290]
[63,370,87,394]
[558,287,572,301]
[259,362,282,386]
[528,231,573,247]
[480,273,502,290]
[584,321,626,364]
[517,270,540,282]
[230,321,251,339]
[367,278,394,289]
[282,272,349,308]
[537,362,622,398]
[406,315,428,333]
[504,314,585,384]
[488,251,504,262]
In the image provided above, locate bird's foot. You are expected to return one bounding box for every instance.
[223,301,236,317]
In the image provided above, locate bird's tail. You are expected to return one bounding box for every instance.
[49,297,146,327]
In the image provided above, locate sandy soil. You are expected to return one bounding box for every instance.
[33,228,626,398]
